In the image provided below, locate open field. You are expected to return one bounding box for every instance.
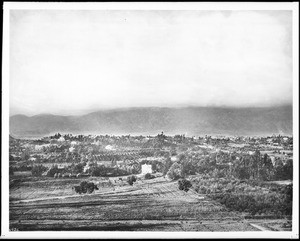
[9,176,290,231]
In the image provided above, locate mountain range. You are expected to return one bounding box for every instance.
[9,106,293,138]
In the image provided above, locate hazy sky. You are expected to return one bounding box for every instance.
[9,10,293,116]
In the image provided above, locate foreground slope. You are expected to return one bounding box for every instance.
[9,176,286,231]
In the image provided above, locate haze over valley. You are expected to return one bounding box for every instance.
[10,105,292,138]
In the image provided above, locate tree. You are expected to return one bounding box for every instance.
[127,175,137,185]
[167,162,183,180]
[71,162,86,174]
[21,151,30,161]
[151,162,157,173]
[282,159,293,180]
[250,150,261,179]
[47,164,60,177]
[234,166,250,180]
[181,159,196,176]
[178,178,192,192]
[261,153,274,180]
[77,181,98,194]
[90,165,106,176]
[274,161,284,180]
[178,153,186,162]
[163,157,172,175]
[263,154,272,168]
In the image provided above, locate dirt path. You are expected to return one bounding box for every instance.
[249,223,272,231]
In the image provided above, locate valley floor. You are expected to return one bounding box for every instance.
[9,176,290,231]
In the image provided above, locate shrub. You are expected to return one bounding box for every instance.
[178,178,192,192]
[145,173,155,179]
[127,175,137,185]
[73,181,99,194]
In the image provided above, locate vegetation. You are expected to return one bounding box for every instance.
[167,162,184,180]
[9,133,293,223]
[145,173,155,179]
[31,164,47,176]
[73,181,99,194]
[191,175,292,216]
[127,175,137,185]
[178,178,192,192]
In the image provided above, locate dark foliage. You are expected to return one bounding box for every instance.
[31,164,47,176]
[145,173,155,179]
[178,178,192,192]
[127,175,137,185]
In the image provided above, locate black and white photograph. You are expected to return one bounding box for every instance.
[1,2,299,239]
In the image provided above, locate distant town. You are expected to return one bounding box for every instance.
[9,132,293,179]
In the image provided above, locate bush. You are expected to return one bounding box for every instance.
[145,173,155,179]
[127,175,137,185]
[73,181,99,194]
[178,178,192,192]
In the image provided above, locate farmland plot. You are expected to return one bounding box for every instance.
[10,176,268,231]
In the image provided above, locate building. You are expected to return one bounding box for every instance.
[141,164,153,174]
[69,146,75,152]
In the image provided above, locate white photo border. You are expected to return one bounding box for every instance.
[2,1,299,239]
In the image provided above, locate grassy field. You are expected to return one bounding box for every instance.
[9,175,290,231]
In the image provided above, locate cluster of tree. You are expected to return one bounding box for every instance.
[165,154,216,180]
[165,150,292,182]
[9,154,21,162]
[9,163,32,174]
[174,134,186,143]
[46,165,64,177]
[50,133,62,139]
[273,160,293,180]
[31,164,48,176]
[89,165,129,177]
[70,162,86,174]
[233,152,293,181]
[191,175,293,216]
[209,184,292,216]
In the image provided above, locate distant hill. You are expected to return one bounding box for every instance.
[9,106,293,138]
